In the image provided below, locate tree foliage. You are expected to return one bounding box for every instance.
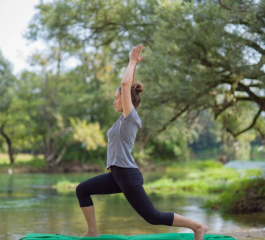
[70,117,107,151]
[0,52,17,164]
[1,0,265,166]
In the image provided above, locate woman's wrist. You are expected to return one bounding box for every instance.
[129,60,138,65]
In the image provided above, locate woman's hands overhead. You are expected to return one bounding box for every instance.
[130,44,145,64]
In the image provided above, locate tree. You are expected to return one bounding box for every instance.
[138,0,265,160]
[24,0,265,164]
[0,52,17,164]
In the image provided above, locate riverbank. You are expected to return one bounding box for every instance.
[210,230,265,240]
[0,162,102,173]
[0,153,157,173]
[0,154,103,173]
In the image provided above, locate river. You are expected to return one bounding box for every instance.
[0,168,264,239]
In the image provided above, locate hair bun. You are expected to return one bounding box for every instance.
[132,82,144,94]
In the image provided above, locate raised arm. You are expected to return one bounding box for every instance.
[121,44,145,118]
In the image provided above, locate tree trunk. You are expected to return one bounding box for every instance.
[0,124,14,164]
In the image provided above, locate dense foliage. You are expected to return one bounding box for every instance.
[0,0,265,166]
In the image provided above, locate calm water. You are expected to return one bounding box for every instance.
[0,170,264,240]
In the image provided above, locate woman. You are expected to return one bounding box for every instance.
[76,45,208,240]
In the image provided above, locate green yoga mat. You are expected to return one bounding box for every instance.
[19,233,236,240]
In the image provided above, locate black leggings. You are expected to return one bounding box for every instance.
[76,166,174,226]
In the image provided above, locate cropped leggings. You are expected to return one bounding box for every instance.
[76,166,174,226]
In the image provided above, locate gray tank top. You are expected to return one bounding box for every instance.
[106,107,142,169]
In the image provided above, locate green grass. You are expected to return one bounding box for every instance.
[145,160,263,195]
[51,160,263,195]
[205,177,265,213]
[0,153,46,170]
[52,180,79,193]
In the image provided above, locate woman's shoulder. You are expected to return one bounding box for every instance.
[122,107,142,128]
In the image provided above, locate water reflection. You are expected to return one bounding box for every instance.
[7,174,13,195]
[0,173,264,240]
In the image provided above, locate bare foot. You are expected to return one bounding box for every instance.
[193,223,208,240]
[80,231,100,238]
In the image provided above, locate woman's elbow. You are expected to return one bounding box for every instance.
[121,82,131,87]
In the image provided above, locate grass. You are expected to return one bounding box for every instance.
[144,163,263,196]
[52,180,79,193]
[50,159,263,194]
[0,153,46,170]
[205,177,265,213]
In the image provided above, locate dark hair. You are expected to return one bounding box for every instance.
[118,82,144,109]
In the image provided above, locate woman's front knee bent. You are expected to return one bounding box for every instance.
[76,182,85,198]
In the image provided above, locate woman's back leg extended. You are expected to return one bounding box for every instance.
[113,168,208,240]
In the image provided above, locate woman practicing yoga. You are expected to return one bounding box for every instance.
[76,44,208,240]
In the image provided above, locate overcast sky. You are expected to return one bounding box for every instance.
[0,0,41,75]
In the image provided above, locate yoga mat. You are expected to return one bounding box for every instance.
[19,233,237,240]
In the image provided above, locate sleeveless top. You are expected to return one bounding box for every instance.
[106,107,142,169]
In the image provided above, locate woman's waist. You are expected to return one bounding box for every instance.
[109,165,139,172]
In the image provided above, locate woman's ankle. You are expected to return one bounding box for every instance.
[88,230,99,236]
[82,231,100,237]
[193,223,208,240]
[193,223,205,232]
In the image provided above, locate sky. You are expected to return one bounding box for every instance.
[0,0,42,75]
